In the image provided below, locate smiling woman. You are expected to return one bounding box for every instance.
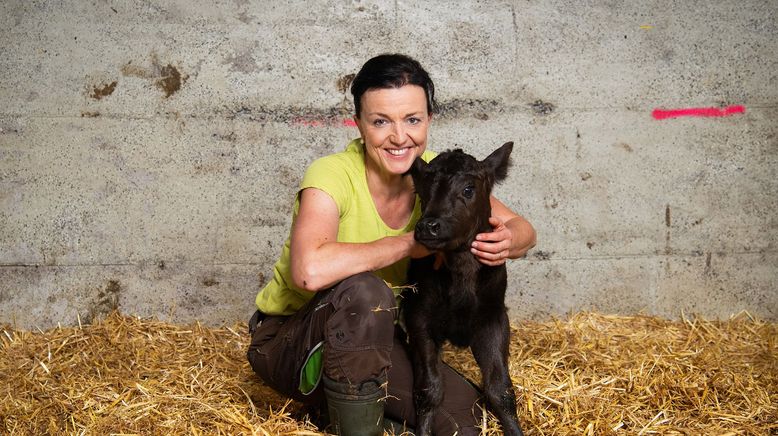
[357,85,431,230]
[358,85,431,180]
[246,53,536,436]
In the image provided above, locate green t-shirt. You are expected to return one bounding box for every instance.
[255,138,437,316]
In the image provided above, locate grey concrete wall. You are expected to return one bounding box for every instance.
[1,0,776,329]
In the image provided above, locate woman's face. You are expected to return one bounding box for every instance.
[355,84,431,179]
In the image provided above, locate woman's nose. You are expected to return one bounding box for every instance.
[390,123,405,144]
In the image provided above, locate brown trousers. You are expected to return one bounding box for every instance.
[247,272,483,435]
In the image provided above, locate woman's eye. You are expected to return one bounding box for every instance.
[373,119,388,127]
[408,117,421,125]
[462,186,474,198]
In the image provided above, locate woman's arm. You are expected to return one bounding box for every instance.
[470,196,537,266]
[289,187,428,292]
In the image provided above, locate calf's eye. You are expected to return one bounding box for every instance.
[462,186,474,198]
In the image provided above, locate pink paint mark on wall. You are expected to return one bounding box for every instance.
[652,105,745,120]
[291,117,357,128]
[292,118,324,127]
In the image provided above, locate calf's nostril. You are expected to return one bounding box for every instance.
[415,218,440,237]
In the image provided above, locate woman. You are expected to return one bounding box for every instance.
[248,54,536,435]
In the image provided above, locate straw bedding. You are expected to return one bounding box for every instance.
[1,311,775,435]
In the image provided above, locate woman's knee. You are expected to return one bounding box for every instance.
[322,273,397,382]
[333,272,396,315]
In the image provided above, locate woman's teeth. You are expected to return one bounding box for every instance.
[387,148,408,156]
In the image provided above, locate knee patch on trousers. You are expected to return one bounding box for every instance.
[323,272,397,384]
[335,272,397,315]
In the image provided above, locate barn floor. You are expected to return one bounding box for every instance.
[1,311,775,435]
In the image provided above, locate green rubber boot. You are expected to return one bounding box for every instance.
[323,375,385,436]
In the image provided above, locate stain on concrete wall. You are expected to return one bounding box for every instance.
[121,54,187,98]
[90,81,117,100]
[336,74,355,93]
[530,100,555,116]
[87,280,121,322]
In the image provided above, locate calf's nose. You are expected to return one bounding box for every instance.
[416,218,440,237]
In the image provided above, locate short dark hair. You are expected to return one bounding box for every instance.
[351,53,437,117]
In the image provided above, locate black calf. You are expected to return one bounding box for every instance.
[403,142,523,436]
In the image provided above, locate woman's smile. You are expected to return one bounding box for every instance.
[386,147,411,156]
[355,84,431,180]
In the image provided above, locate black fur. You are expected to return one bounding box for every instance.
[403,142,523,436]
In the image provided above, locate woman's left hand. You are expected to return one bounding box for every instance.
[471,216,513,266]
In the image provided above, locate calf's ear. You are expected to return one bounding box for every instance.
[482,141,513,182]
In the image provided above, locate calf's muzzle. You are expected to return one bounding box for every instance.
[415,217,442,240]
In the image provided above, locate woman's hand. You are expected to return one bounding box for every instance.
[404,232,432,259]
[471,216,513,266]
[472,196,537,266]
[405,232,447,269]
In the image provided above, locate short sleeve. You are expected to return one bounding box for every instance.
[299,155,352,216]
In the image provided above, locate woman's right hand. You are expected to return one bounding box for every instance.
[404,232,432,259]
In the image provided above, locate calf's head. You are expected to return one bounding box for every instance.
[409,141,513,251]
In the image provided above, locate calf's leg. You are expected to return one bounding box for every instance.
[407,329,444,436]
[470,310,523,436]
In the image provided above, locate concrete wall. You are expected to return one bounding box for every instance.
[1,0,776,329]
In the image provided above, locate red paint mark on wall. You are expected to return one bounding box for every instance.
[652,105,745,120]
[292,118,324,127]
[291,117,357,128]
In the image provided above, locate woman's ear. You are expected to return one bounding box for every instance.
[353,114,365,140]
